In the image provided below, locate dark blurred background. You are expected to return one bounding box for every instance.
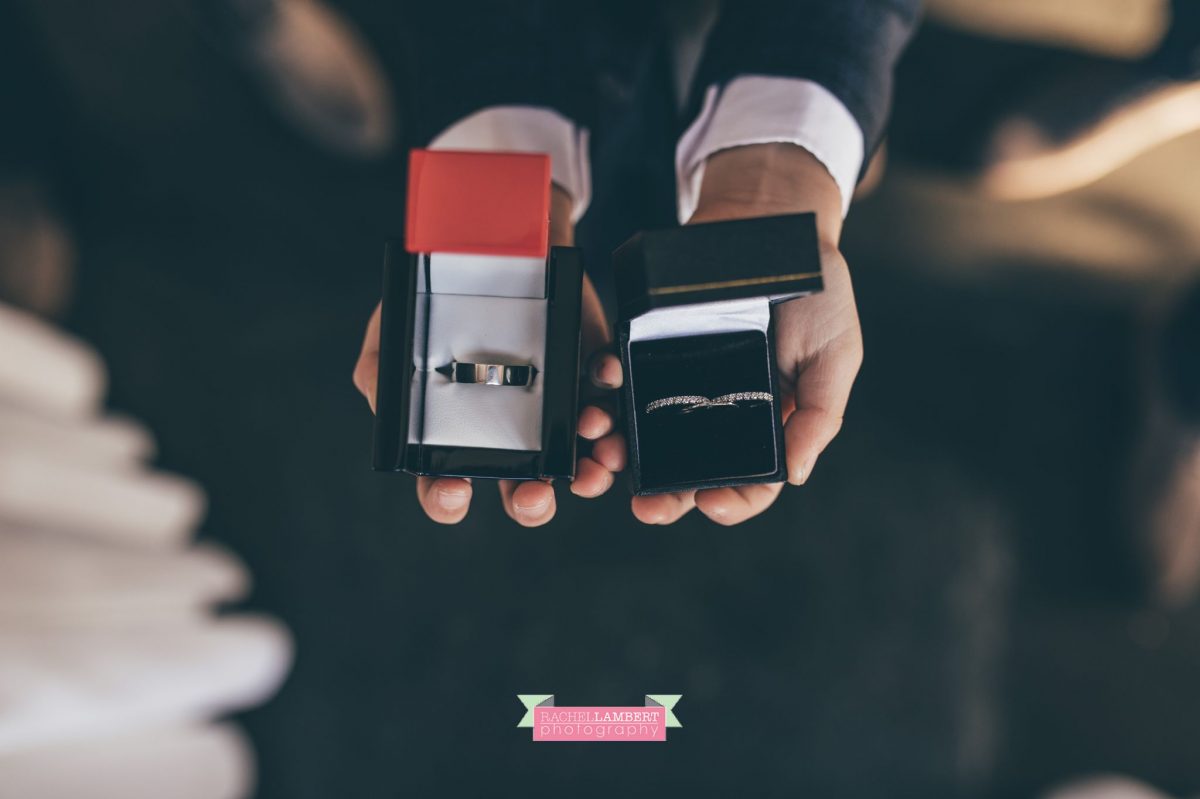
[2,1,1199,796]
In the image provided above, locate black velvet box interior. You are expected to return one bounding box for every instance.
[614,213,824,495]
[371,241,584,481]
[631,330,779,488]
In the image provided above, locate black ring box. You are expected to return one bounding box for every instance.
[372,241,584,480]
[613,213,824,495]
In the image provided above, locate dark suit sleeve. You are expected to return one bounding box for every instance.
[0,2,65,176]
[692,0,922,160]
[398,1,596,147]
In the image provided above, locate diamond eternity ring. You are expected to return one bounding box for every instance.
[645,391,774,414]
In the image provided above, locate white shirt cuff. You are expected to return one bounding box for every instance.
[675,76,865,223]
[428,106,592,223]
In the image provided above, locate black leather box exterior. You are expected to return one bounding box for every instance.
[613,213,823,496]
[614,212,823,319]
[372,241,583,480]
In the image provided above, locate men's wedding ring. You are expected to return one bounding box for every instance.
[437,361,538,387]
[645,391,774,414]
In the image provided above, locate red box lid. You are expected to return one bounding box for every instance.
[405,149,551,258]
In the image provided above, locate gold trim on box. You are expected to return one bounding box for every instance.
[646,271,823,297]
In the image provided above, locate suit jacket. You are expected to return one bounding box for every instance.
[400,0,921,168]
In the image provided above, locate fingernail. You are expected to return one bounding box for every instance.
[514,496,550,517]
[639,508,665,525]
[792,457,816,485]
[591,360,618,389]
[437,489,470,511]
[583,472,614,498]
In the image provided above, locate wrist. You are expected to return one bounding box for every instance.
[690,143,844,243]
[550,184,575,247]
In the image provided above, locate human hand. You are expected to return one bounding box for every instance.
[621,143,863,525]
[353,185,625,526]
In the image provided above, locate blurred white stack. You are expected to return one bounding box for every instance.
[1047,776,1193,799]
[0,302,292,799]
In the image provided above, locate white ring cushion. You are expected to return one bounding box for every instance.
[407,254,548,451]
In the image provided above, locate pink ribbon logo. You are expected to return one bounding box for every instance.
[516,695,682,742]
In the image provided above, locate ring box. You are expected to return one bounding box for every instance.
[613,213,824,495]
[372,149,584,481]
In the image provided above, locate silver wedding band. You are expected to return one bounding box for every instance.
[645,391,774,414]
[437,360,538,387]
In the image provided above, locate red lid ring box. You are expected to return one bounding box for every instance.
[372,149,584,480]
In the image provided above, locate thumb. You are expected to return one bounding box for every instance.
[783,341,860,484]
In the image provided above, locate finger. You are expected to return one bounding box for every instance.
[352,303,382,412]
[631,491,697,525]
[577,405,614,441]
[416,476,472,524]
[785,338,862,485]
[587,352,623,391]
[695,482,784,526]
[549,184,576,247]
[499,479,557,527]
[591,433,626,473]
[570,457,616,498]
